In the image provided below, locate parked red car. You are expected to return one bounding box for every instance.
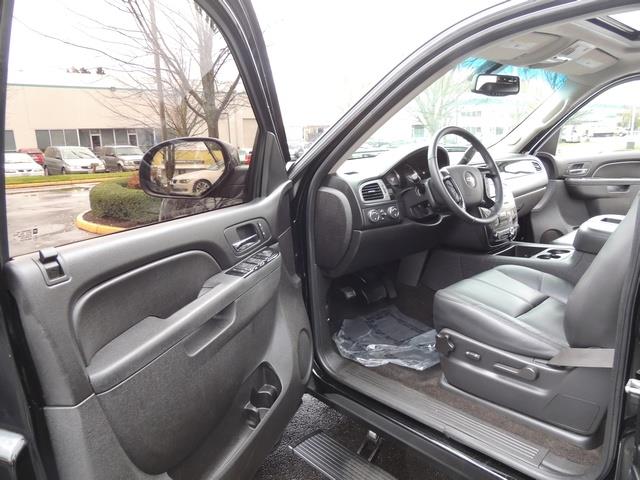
[18,147,45,166]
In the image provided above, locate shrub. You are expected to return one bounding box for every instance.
[90,179,161,224]
[127,172,141,190]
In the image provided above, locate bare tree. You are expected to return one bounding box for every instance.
[25,0,247,140]
[412,68,470,137]
[121,0,245,138]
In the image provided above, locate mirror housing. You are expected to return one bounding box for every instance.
[472,74,520,97]
[139,137,240,198]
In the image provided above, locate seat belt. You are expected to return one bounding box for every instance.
[548,348,614,368]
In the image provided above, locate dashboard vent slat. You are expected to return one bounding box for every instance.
[359,180,388,203]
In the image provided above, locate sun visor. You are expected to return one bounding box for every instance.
[547,48,618,75]
[476,32,560,63]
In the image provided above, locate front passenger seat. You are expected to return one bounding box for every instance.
[433,195,639,438]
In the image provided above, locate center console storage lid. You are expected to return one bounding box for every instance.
[573,214,624,255]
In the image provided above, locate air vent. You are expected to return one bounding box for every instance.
[532,161,542,171]
[359,180,388,203]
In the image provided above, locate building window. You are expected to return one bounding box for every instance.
[64,129,79,146]
[412,125,426,138]
[90,133,102,149]
[50,129,65,146]
[4,130,16,151]
[35,130,50,150]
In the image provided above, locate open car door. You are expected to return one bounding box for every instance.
[0,0,311,479]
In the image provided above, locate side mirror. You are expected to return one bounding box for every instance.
[139,137,239,198]
[472,74,520,97]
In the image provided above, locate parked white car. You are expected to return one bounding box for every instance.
[4,152,44,177]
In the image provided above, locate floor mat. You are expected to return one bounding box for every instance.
[333,305,439,371]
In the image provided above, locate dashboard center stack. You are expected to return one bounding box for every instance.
[484,182,518,246]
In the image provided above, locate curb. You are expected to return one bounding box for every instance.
[6,176,128,189]
[75,210,125,235]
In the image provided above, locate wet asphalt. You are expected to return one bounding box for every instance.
[255,394,451,480]
[6,184,97,256]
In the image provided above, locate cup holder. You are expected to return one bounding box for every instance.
[538,254,561,260]
[547,249,570,255]
[240,364,282,429]
[251,384,279,409]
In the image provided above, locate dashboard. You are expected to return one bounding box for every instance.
[316,144,548,276]
[382,146,450,190]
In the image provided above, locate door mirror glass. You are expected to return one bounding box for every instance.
[472,74,520,97]
[140,138,239,198]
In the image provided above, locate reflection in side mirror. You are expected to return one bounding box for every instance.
[472,74,520,97]
[139,137,238,198]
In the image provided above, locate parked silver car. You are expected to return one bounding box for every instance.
[98,145,144,172]
[43,146,106,175]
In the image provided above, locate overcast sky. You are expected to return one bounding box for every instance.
[9,0,501,138]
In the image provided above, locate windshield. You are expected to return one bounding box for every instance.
[356,58,566,161]
[62,148,96,159]
[253,0,502,157]
[5,153,32,163]
[116,146,143,155]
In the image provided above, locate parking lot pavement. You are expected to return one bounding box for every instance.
[6,184,97,256]
[255,394,450,480]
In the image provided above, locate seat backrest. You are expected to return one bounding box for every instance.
[565,194,640,348]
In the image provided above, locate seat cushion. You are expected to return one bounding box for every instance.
[434,265,572,359]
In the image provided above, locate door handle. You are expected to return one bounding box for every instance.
[232,233,259,252]
[567,168,588,176]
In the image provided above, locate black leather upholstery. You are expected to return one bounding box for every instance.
[434,265,571,358]
[434,195,639,359]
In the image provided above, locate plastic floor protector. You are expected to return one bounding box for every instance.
[333,305,439,371]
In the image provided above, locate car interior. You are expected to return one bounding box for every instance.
[5,2,640,480]
[306,6,640,480]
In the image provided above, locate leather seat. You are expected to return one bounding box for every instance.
[432,195,639,436]
[434,204,634,359]
[434,265,572,359]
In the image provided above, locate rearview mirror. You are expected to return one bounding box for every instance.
[472,74,520,97]
[139,137,239,198]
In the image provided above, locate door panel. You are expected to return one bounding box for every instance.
[561,152,640,216]
[531,152,640,241]
[3,182,312,479]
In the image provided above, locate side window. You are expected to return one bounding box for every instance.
[5,0,256,257]
[556,80,640,158]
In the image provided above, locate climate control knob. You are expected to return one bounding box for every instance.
[368,209,381,223]
[388,205,400,219]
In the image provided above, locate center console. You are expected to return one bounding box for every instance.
[483,182,518,247]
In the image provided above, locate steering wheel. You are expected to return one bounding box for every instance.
[427,126,503,224]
